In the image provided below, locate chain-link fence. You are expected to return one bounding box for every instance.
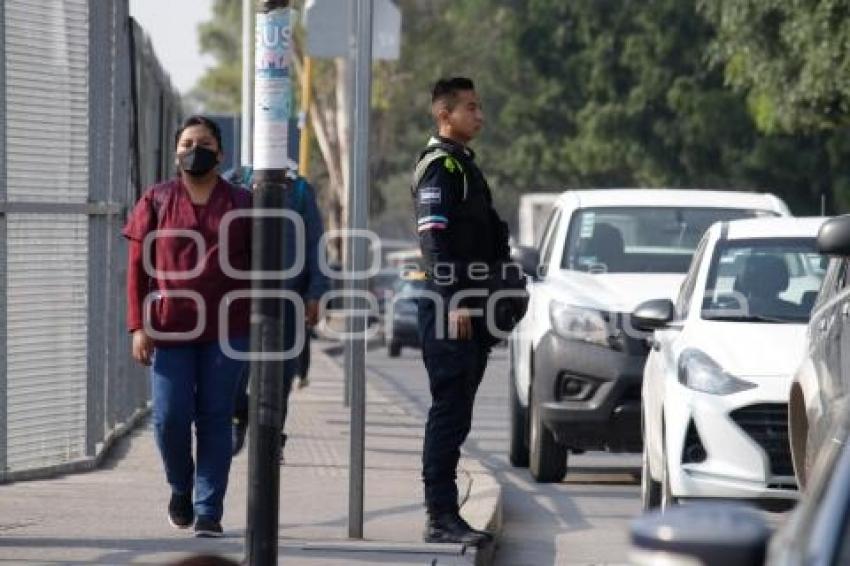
[0,0,181,481]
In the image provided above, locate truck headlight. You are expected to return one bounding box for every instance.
[677,349,755,395]
[549,301,611,347]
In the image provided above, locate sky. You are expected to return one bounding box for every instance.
[129,0,216,95]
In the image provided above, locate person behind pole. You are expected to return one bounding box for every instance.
[123,115,252,538]
[412,77,512,545]
[225,165,328,459]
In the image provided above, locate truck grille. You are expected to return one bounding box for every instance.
[730,403,793,477]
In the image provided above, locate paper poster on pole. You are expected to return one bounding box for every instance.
[254,8,293,170]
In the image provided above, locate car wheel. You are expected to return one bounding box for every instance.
[529,383,567,482]
[508,347,529,467]
[641,437,661,511]
[660,430,678,511]
[388,341,401,357]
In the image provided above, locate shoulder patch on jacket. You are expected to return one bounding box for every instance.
[443,156,460,173]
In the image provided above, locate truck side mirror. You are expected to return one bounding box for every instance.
[512,246,540,278]
[630,503,769,566]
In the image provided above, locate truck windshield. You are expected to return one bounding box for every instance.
[562,207,771,274]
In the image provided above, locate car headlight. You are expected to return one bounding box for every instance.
[549,301,611,347]
[677,349,756,395]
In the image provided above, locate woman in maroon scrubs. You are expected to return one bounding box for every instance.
[123,115,251,537]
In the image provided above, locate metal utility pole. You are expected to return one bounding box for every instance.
[246,1,293,564]
[346,0,373,540]
[343,0,356,411]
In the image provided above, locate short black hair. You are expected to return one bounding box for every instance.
[174,115,223,150]
[431,77,475,110]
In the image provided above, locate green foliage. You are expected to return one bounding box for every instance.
[700,0,850,133]
[191,0,243,113]
[191,0,850,229]
[373,0,848,222]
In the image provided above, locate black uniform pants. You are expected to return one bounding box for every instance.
[418,298,490,515]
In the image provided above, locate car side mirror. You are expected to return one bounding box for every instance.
[630,504,770,566]
[818,215,850,256]
[630,299,675,331]
[512,245,540,278]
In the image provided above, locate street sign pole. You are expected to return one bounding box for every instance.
[303,0,390,540]
[245,1,293,564]
[347,0,373,540]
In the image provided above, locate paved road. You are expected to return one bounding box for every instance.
[363,342,643,566]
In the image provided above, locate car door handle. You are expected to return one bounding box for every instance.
[819,317,829,332]
[842,303,850,318]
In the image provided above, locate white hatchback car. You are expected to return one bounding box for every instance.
[509,189,790,482]
[633,217,827,510]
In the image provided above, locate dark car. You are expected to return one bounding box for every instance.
[386,274,427,357]
[370,267,401,316]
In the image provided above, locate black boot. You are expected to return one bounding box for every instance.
[424,511,493,545]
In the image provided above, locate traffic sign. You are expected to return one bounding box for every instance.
[304,0,400,60]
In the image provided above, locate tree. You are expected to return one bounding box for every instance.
[192,0,242,113]
[700,0,850,133]
[192,0,850,231]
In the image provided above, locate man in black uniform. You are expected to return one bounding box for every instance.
[412,77,510,545]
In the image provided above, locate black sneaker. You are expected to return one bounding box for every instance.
[232,416,248,456]
[167,492,194,529]
[194,516,224,538]
[455,514,493,543]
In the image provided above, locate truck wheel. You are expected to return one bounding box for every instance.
[508,353,529,467]
[529,384,567,482]
[388,340,401,357]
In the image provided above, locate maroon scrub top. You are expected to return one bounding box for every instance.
[123,177,251,344]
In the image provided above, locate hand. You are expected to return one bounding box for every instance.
[449,308,473,340]
[305,299,320,328]
[132,329,154,366]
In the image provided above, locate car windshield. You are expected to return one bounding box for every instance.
[562,207,773,274]
[701,237,824,323]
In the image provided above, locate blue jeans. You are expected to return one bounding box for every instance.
[151,337,248,522]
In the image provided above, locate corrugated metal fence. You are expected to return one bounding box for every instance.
[0,0,182,481]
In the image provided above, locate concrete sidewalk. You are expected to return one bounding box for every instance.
[0,343,501,565]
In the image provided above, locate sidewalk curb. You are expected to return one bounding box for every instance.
[318,348,503,565]
[460,468,502,565]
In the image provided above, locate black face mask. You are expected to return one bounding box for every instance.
[179,146,218,177]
